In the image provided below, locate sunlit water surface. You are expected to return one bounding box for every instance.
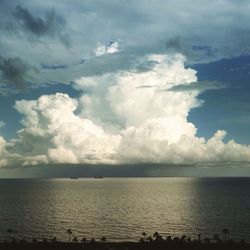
[0,178,250,241]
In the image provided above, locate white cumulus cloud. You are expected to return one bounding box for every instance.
[1,53,250,167]
[9,93,121,166]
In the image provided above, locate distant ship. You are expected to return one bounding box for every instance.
[70,177,78,179]
[94,176,103,179]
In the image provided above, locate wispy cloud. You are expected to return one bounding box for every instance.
[41,63,68,70]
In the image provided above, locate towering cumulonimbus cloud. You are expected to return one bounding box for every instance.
[1,53,250,167]
[10,93,121,165]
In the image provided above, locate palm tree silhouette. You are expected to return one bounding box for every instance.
[166,235,172,242]
[72,237,78,242]
[147,236,153,242]
[153,231,159,238]
[222,228,229,241]
[67,229,72,242]
[181,235,186,242]
[101,236,107,242]
[203,237,210,244]
[81,237,87,243]
[153,231,162,242]
[213,234,220,243]
[51,237,57,243]
[7,229,13,242]
[198,234,201,242]
[142,232,147,242]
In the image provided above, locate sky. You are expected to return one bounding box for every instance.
[1,0,250,177]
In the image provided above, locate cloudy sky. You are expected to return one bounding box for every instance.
[1,0,250,177]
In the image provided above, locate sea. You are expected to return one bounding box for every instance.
[0,177,250,242]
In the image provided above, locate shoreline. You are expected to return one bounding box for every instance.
[1,241,250,250]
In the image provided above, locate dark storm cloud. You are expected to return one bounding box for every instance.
[0,56,36,88]
[13,5,70,47]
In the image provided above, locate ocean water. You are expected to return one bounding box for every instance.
[0,177,250,242]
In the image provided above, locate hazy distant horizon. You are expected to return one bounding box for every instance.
[1,163,250,178]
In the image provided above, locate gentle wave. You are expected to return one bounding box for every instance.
[0,178,250,242]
